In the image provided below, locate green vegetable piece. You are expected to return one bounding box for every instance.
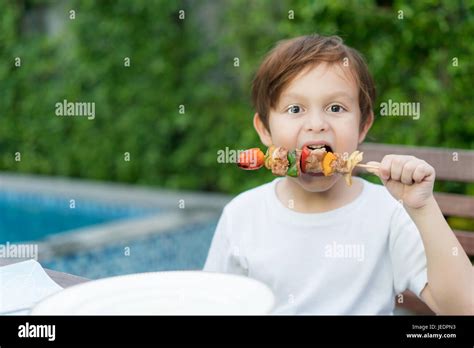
[286,150,298,177]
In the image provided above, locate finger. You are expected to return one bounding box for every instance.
[389,156,412,182]
[379,155,395,180]
[412,162,433,183]
[400,160,419,185]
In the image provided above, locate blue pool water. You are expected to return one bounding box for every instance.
[42,221,218,278]
[0,190,160,243]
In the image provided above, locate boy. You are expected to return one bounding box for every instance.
[204,34,473,314]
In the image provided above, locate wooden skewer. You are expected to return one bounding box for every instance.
[356,163,380,170]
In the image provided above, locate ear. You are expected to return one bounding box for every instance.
[253,113,273,147]
[358,111,374,144]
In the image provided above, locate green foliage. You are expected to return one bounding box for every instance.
[0,0,473,196]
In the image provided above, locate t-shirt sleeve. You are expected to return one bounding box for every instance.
[389,203,428,298]
[202,206,248,276]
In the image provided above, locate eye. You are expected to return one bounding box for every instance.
[327,104,346,113]
[286,105,304,114]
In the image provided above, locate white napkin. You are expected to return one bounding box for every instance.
[0,260,63,315]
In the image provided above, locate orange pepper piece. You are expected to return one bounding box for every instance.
[322,152,337,176]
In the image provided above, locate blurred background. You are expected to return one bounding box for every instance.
[0,0,473,287]
[1,0,472,192]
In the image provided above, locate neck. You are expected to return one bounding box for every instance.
[278,176,362,213]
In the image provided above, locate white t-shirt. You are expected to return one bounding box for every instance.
[203,177,428,314]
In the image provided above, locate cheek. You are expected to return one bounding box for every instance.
[269,115,300,145]
[332,115,361,148]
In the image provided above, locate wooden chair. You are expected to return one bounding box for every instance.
[358,143,474,315]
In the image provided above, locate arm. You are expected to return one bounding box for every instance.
[367,155,474,314]
[405,196,473,314]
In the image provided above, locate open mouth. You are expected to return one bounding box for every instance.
[301,143,334,177]
[306,144,333,153]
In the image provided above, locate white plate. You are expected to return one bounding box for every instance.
[31,271,275,315]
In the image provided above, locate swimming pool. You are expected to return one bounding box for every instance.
[0,174,228,278]
[0,189,161,243]
[42,220,218,278]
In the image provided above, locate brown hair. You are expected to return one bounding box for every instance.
[251,34,376,132]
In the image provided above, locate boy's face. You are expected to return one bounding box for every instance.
[254,62,372,192]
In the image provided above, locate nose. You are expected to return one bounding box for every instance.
[304,110,329,133]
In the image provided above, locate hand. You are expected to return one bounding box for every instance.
[366,155,435,210]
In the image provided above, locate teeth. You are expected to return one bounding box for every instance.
[308,144,326,150]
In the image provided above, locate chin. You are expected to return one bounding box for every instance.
[289,174,340,193]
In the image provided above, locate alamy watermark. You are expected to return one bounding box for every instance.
[0,242,38,260]
[380,99,420,120]
[324,241,365,262]
[18,322,55,341]
[55,99,95,120]
[217,146,257,165]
